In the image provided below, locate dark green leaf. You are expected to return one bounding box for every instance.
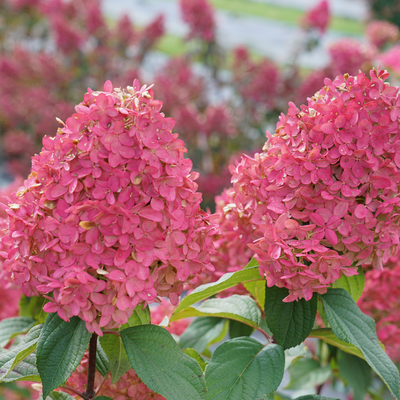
[285,358,331,390]
[183,348,208,371]
[265,285,317,350]
[0,317,36,347]
[37,314,91,399]
[95,397,114,400]
[205,337,284,400]
[338,350,372,400]
[321,288,400,400]
[179,317,227,354]
[172,267,263,317]
[332,266,365,302]
[229,319,254,339]
[96,339,110,377]
[121,324,206,400]
[172,295,261,328]
[99,334,130,384]
[0,324,42,382]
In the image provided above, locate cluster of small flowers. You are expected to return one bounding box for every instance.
[179,0,216,42]
[0,179,24,320]
[230,68,400,302]
[358,263,400,362]
[366,20,399,49]
[154,58,205,119]
[380,45,400,76]
[1,80,219,335]
[232,47,280,110]
[65,355,165,400]
[300,0,330,34]
[328,39,375,77]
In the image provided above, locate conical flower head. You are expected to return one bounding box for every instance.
[1,80,218,335]
[231,68,400,301]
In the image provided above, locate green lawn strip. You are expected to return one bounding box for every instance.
[209,0,364,36]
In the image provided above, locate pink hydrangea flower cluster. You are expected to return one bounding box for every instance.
[358,263,400,362]
[300,0,330,34]
[0,179,24,320]
[65,354,165,400]
[366,20,399,49]
[231,68,400,302]
[380,45,400,76]
[1,80,219,335]
[328,39,375,77]
[180,0,216,42]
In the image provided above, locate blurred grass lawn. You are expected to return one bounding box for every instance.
[209,0,365,35]
[157,0,365,56]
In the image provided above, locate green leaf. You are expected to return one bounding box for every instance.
[265,285,317,350]
[317,300,329,328]
[19,295,47,323]
[179,317,227,354]
[172,295,261,328]
[0,317,36,347]
[244,258,266,308]
[285,358,331,390]
[37,314,91,399]
[0,324,42,382]
[332,266,365,302]
[99,334,131,384]
[121,324,206,400]
[308,328,364,359]
[205,337,284,400]
[122,304,150,329]
[2,353,40,383]
[293,396,340,400]
[96,339,110,377]
[95,397,114,400]
[38,391,76,400]
[229,319,254,339]
[321,288,400,400]
[172,267,263,316]
[337,350,372,400]
[183,348,208,371]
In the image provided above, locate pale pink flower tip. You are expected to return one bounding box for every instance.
[1,80,219,334]
[230,68,400,301]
